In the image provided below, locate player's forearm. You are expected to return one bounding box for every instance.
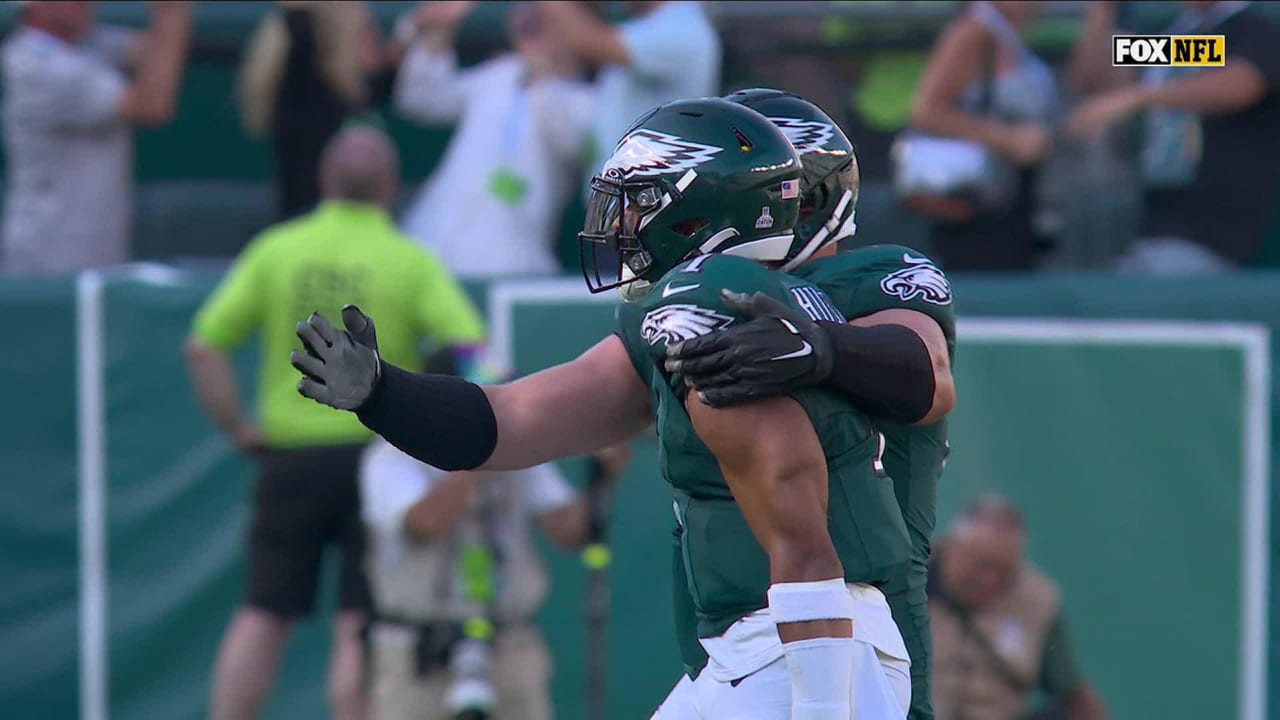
[819,321,942,424]
[481,379,651,471]
[353,362,648,473]
[355,362,499,471]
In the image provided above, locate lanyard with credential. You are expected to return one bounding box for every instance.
[487,74,532,208]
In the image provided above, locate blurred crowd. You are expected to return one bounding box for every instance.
[2,1,1278,278]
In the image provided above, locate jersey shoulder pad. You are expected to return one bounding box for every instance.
[801,244,952,307]
[796,244,955,353]
[862,245,953,308]
[636,255,784,349]
[636,254,845,350]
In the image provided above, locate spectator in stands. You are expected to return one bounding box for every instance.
[1,0,190,274]
[1068,1,1280,273]
[394,1,591,278]
[239,0,400,220]
[360,437,630,720]
[184,126,486,720]
[907,1,1059,271]
[930,497,1108,720]
[537,0,721,167]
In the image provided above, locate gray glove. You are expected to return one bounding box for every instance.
[292,305,382,410]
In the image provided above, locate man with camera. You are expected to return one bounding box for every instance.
[360,435,629,720]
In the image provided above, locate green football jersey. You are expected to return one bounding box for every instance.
[794,243,954,720]
[615,254,911,640]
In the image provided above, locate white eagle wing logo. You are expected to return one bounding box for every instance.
[602,129,724,178]
[880,254,952,305]
[769,117,835,155]
[641,305,734,346]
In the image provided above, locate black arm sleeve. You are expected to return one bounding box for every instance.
[818,321,936,425]
[356,362,498,471]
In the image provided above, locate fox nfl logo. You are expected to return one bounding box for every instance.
[1112,35,1225,66]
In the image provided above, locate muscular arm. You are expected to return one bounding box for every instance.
[686,395,847,641]
[479,336,652,471]
[849,309,955,425]
[668,296,954,425]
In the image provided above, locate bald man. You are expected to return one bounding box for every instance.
[186,126,486,720]
[928,498,1108,720]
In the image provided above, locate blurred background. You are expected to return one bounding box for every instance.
[1,1,1278,719]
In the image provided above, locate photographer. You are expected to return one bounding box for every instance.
[360,436,629,720]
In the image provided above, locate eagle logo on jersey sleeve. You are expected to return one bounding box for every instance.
[603,129,724,178]
[880,253,952,305]
[641,304,734,346]
[768,117,836,155]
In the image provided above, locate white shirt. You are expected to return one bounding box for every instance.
[2,26,131,274]
[360,439,576,623]
[395,47,591,279]
[590,1,721,163]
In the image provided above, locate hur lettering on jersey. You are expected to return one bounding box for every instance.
[641,304,734,346]
[880,254,952,305]
[789,286,845,323]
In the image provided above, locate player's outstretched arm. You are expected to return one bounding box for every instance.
[482,337,652,470]
[687,394,856,718]
[668,290,955,424]
[294,307,652,472]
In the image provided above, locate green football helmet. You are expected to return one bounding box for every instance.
[579,97,803,303]
[723,88,860,270]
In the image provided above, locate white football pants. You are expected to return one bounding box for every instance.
[651,587,911,719]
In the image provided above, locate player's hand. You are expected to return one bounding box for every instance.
[292,305,382,411]
[664,290,835,407]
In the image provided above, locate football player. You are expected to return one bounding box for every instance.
[293,98,939,719]
[663,89,956,720]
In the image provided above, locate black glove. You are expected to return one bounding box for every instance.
[292,304,382,410]
[664,290,835,407]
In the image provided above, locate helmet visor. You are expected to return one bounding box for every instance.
[578,173,664,295]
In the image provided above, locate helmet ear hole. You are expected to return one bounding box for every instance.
[670,218,709,238]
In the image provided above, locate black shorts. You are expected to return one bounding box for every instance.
[246,443,372,618]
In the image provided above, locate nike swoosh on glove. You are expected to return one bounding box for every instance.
[663,290,835,408]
